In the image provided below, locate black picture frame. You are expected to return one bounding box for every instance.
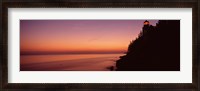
[1,0,199,91]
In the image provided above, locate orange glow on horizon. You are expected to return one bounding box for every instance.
[20,39,129,53]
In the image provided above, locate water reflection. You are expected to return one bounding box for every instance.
[20,54,122,71]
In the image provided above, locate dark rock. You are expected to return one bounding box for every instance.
[116,20,180,71]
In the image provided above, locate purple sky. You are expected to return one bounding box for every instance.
[20,20,158,54]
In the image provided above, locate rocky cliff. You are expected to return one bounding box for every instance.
[116,20,180,71]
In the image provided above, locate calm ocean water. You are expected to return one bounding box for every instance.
[20,54,123,71]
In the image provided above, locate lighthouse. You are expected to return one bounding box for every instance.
[142,20,150,35]
[144,20,150,25]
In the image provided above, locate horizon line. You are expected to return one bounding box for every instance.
[20,51,126,55]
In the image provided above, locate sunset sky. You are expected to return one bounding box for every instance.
[20,20,158,54]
